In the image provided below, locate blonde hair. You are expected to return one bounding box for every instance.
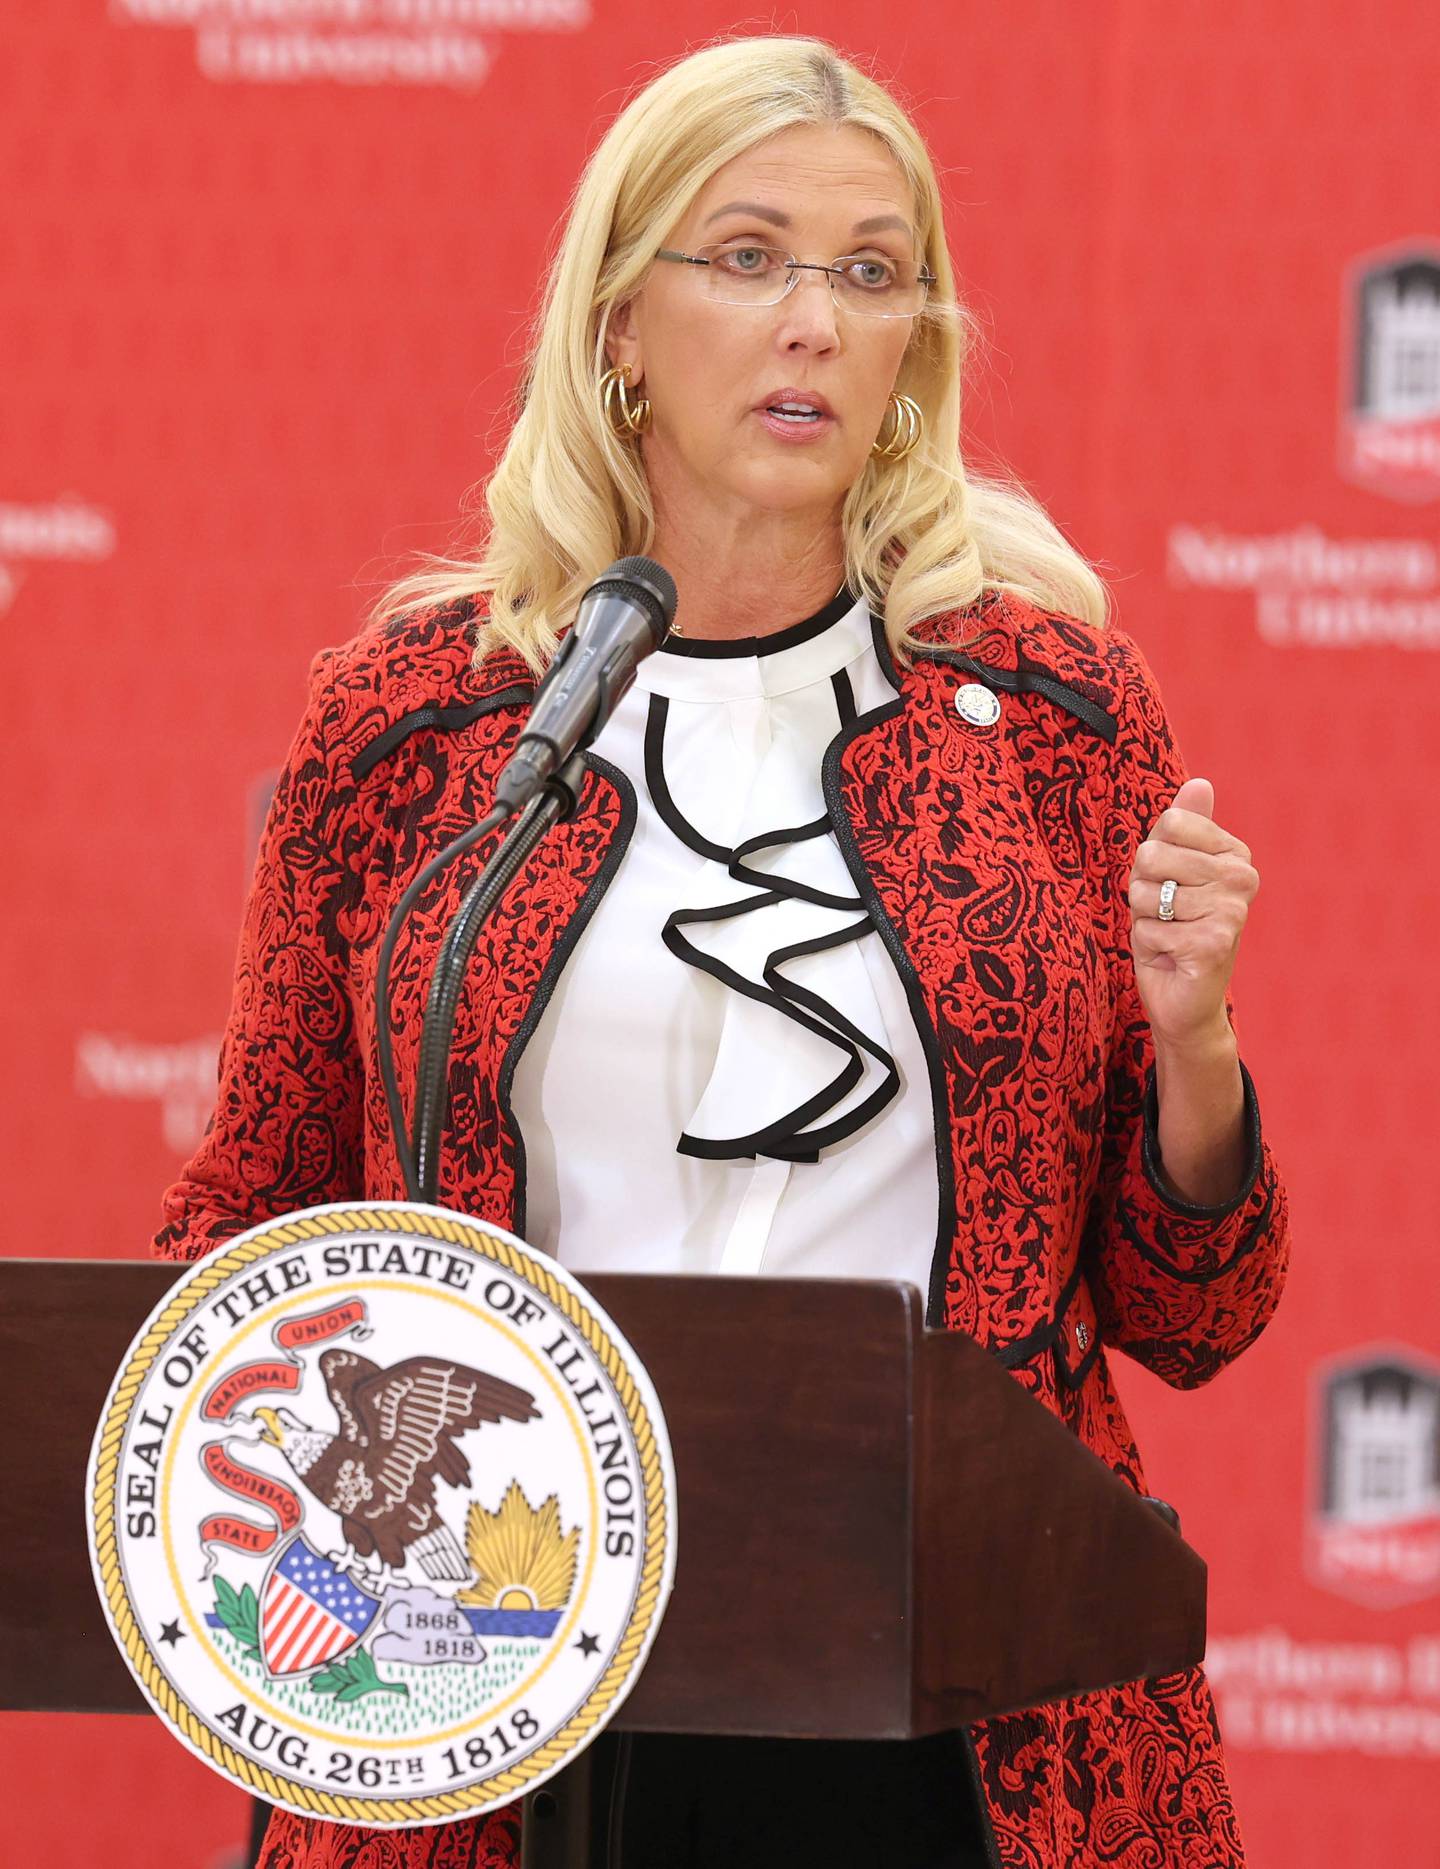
[366,34,1110,671]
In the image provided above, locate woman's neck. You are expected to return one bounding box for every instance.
[649,499,846,642]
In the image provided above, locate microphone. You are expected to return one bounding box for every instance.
[493,555,678,816]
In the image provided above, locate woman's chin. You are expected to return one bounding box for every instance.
[726,457,851,514]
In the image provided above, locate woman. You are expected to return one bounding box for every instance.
[154,33,1289,1869]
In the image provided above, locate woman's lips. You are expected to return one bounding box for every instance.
[754,407,837,443]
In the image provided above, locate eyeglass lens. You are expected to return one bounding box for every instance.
[694,243,927,316]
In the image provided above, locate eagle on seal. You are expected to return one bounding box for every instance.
[253,1347,539,1582]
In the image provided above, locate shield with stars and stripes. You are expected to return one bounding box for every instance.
[259,1534,382,1677]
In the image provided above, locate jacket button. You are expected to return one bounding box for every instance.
[1074,1320,1090,1351]
[955,682,1001,726]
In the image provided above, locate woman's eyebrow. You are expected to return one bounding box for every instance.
[703,199,792,228]
[700,200,911,239]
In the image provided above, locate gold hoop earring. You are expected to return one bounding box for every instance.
[871,392,922,462]
[599,363,652,437]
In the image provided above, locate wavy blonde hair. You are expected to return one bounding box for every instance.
[366,34,1110,671]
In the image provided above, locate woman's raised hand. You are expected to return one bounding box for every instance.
[1126,775,1261,1052]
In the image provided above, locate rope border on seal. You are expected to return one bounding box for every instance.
[89,1205,672,1825]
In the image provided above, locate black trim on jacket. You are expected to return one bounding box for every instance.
[495,753,639,1243]
[349,684,535,781]
[821,614,960,1334]
[1140,1055,1263,1225]
[911,644,1119,743]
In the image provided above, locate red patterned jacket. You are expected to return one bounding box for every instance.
[154,589,1290,1869]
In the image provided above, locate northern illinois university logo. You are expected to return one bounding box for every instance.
[1340,242,1440,502]
[87,1204,676,1827]
[1310,1346,1440,1609]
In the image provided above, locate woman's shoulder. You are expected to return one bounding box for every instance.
[303,594,532,773]
[322,593,523,703]
[912,589,1165,744]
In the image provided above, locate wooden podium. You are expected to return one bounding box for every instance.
[0,1259,1204,1866]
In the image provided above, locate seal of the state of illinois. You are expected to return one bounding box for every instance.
[86,1202,677,1828]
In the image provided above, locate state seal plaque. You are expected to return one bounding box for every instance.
[86,1202,677,1828]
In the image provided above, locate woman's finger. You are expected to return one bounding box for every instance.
[1148,806,1251,863]
[1129,877,1209,922]
[1131,840,1226,885]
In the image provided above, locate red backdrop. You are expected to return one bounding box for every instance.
[5,3,1439,1864]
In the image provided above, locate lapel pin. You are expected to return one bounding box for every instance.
[955,682,1001,727]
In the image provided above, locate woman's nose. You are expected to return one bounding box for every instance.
[776,269,842,346]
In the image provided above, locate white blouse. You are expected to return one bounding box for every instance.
[509,586,940,1298]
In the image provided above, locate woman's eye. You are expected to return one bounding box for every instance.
[846,257,897,289]
[718,246,774,273]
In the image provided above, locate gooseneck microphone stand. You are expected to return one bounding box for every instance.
[372,739,593,1204]
[410,750,589,1202]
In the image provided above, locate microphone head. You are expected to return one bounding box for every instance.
[591,555,678,647]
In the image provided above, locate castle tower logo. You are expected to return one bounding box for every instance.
[86,1203,676,1827]
[1309,1347,1440,1608]
[1340,243,1440,503]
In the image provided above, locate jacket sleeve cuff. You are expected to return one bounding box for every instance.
[1140,1053,1263,1220]
[1106,1055,1277,1285]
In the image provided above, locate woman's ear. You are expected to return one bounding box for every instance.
[604,299,643,383]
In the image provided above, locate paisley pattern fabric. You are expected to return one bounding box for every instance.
[153,592,1290,1869]
[251,1805,522,1869]
[971,1669,1244,1868]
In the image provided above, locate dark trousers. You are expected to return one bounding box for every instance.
[248,1729,992,1867]
[590,1728,991,1869]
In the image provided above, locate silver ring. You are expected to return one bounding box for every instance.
[1157,878,1178,921]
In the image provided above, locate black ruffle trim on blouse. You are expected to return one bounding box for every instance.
[642,666,900,1165]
